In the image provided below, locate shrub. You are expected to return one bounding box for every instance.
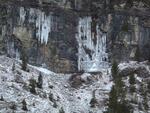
[59,107,65,113]
[122,23,129,32]
[90,97,98,108]
[10,103,17,110]
[0,95,4,101]
[22,99,28,111]
[53,101,58,108]
[49,93,54,102]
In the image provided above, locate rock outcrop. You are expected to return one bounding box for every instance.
[0,0,149,72]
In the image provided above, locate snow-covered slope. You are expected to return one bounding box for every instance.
[0,56,112,113]
[0,56,149,113]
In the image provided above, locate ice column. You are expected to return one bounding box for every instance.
[76,17,108,72]
[19,7,54,44]
[19,7,26,25]
[36,10,52,44]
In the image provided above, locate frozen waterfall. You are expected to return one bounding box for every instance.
[19,7,56,44]
[76,17,109,72]
[35,11,52,44]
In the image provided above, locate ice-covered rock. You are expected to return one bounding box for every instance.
[19,7,57,44]
[76,17,109,72]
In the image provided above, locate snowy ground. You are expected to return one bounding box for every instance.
[0,56,149,113]
[0,56,112,113]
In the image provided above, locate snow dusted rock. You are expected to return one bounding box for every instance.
[117,61,150,112]
[0,56,112,113]
[0,56,149,113]
[69,72,103,88]
[119,61,150,78]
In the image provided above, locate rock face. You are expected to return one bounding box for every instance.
[0,1,78,73]
[0,0,150,72]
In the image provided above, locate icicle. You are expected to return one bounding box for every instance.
[19,7,54,44]
[76,17,109,72]
[36,11,52,44]
[15,49,20,60]
[19,7,26,25]
[29,8,36,23]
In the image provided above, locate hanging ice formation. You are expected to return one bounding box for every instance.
[19,7,56,44]
[76,17,109,72]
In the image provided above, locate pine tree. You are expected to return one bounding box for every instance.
[107,85,118,113]
[29,79,36,94]
[143,90,149,112]
[129,73,136,93]
[129,74,135,85]
[147,82,150,92]
[116,74,125,100]
[111,60,119,80]
[90,97,98,108]
[140,84,149,112]
[37,72,43,89]
[53,101,58,108]
[22,99,28,111]
[59,107,65,113]
[10,103,17,110]
[0,95,4,101]
[49,93,54,102]
[90,90,98,108]
[12,62,15,71]
[135,46,140,62]
[105,61,133,113]
[21,47,28,71]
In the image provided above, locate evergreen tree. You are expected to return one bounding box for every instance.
[140,84,149,112]
[0,95,4,101]
[29,79,36,94]
[37,72,43,89]
[129,74,135,85]
[90,97,98,108]
[117,100,133,113]
[49,93,54,102]
[22,99,28,111]
[147,82,150,92]
[105,61,133,113]
[21,47,28,71]
[111,60,119,80]
[10,103,17,110]
[59,107,65,113]
[129,74,136,93]
[12,62,15,71]
[116,74,125,100]
[90,90,98,108]
[143,90,149,112]
[135,46,140,62]
[126,0,134,8]
[53,101,58,108]
[106,85,118,113]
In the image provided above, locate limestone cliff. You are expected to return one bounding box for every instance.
[0,0,149,72]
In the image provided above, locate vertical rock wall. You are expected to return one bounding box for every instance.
[0,0,149,73]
